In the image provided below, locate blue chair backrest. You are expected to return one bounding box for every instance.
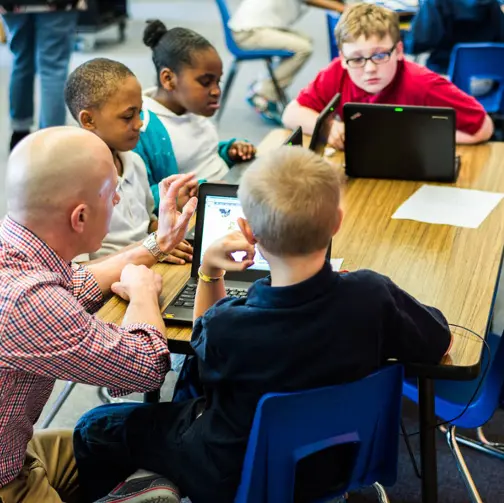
[447,43,504,114]
[326,12,340,60]
[404,330,504,430]
[235,365,404,503]
[214,0,242,55]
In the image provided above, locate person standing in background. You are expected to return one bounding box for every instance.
[0,1,86,151]
[228,0,314,125]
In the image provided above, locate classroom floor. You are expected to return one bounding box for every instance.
[1,1,504,501]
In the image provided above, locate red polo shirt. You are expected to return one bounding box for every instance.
[296,59,486,135]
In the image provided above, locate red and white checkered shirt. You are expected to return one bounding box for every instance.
[0,217,171,487]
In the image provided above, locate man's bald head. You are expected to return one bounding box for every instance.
[6,127,115,226]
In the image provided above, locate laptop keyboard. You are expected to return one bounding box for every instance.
[170,283,248,308]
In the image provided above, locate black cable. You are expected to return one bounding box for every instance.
[400,323,492,470]
[402,324,492,440]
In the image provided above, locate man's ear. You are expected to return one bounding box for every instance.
[237,217,257,245]
[79,109,96,131]
[70,204,88,233]
[159,67,177,91]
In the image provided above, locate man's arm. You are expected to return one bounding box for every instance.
[3,281,170,396]
[282,100,321,136]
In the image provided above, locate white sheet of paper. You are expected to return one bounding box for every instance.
[330,258,344,271]
[392,185,504,229]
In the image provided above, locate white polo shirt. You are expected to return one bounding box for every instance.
[228,0,305,31]
[74,151,154,262]
[142,89,230,182]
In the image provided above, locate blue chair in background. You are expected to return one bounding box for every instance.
[448,43,504,118]
[403,331,504,503]
[326,12,341,60]
[234,365,404,503]
[213,0,294,122]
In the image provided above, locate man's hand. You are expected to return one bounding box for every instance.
[227,141,256,162]
[157,173,198,254]
[177,179,199,211]
[164,240,194,265]
[201,231,256,277]
[328,120,345,151]
[111,264,163,302]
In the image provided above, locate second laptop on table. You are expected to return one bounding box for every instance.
[343,103,460,183]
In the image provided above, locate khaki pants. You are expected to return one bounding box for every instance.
[233,28,313,101]
[0,430,80,503]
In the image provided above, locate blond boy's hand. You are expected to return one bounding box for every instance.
[201,231,255,277]
[328,120,345,151]
[157,173,198,253]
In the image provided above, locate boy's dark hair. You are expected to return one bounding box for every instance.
[64,58,135,121]
[143,20,214,82]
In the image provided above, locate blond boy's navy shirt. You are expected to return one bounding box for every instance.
[74,262,451,503]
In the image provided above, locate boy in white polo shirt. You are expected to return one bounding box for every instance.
[229,0,314,124]
[65,58,193,264]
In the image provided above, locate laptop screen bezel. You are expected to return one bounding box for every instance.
[308,92,341,155]
[191,183,332,282]
[342,103,457,182]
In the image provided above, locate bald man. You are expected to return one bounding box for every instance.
[0,127,197,503]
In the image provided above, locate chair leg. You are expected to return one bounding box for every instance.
[216,59,238,123]
[265,58,288,108]
[444,425,484,503]
[39,381,77,429]
[372,482,390,503]
[439,424,504,461]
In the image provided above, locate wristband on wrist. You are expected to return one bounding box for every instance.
[198,267,225,283]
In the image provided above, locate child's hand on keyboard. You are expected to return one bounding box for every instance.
[201,231,256,277]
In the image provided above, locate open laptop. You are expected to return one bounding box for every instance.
[223,126,303,184]
[164,183,332,325]
[308,92,342,155]
[343,103,461,182]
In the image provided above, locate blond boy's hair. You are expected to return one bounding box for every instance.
[335,3,400,49]
[237,147,341,256]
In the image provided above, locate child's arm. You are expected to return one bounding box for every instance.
[194,231,255,322]
[304,0,344,12]
[283,100,320,136]
[218,139,256,166]
[383,276,453,364]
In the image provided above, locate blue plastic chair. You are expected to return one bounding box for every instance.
[213,0,294,122]
[234,365,404,503]
[326,12,341,60]
[447,43,504,115]
[403,331,504,503]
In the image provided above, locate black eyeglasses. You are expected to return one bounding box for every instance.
[344,43,397,69]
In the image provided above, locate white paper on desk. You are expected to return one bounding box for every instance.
[392,185,504,228]
[330,258,344,271]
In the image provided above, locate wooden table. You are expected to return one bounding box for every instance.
[99,130,504,370]
[97,129,504,503]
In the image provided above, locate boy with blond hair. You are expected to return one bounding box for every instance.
[283,2,494,149]
[73,147,452,503]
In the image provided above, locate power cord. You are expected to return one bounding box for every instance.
[401,323,492,478]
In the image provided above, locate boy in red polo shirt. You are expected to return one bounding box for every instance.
[282,3,494,150]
